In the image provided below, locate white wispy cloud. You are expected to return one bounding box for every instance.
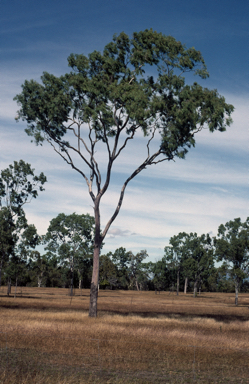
[107,228,136,238]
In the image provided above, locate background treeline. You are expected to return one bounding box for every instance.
[1,161,249,305]
[1,236,248,295]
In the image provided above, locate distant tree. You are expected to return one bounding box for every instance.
[168,232,214,297]
[99,254,118,289]
[0,208,15,287]
[139,261,154,291]
[44,213,95,296]
[203,265,219,292]
[169,233,192,294]
[5,254,27,296]
[0,160,46,287]
[151,259,168,292]
[128,250,148,290]
[75,253,93,290]
[164,244,186,295]
[183,233,214,297]
[163,246,177,293]
[214,217,249,305]
[215,263,235,293]
[0,160,46,219]
[28,251,49,287]
[14,224,40,290]
[111,247,130,289]
[41,254,67,288]
[15,30,234,316]
[165,232,194,294]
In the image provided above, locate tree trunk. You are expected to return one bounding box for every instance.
[38,275,42,287]
[89,245,100,317]
[193,280,197,298]
[70,257,74,297]
[176,268,180,296]
[7,277,11,296]
[14,277,18,298]
[0,258,2,289]
[135,279,139,291]
[235,279,239,306]
[89,202,102,317]
[184,277,188,294]
[70,268,73,297]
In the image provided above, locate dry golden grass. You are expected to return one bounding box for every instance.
[0,287,249,383]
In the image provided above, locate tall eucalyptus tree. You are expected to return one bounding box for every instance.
[15,29,233,316]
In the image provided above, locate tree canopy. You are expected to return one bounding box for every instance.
[214,217,249,305]
[0,160,46,220]
[14,29,234,317]
[0,160,46,288]
[44,212,95,295]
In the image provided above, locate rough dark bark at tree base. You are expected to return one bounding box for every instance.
[89,283,98,317]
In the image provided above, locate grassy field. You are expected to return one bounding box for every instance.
[0,287,249,383]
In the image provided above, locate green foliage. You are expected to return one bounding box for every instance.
[99,254,118,289]
[0,160,46,287]
[164,232,214,295]
[215,218,249,273]
[127,250,148,290]
[214,217,249,303]
[110,247,130,289]
[0,207,16,273]
[151,259,169,291]
[44,212,94,258]
[15,30,233,163]
[44,212,95,289]
[0,160,46,219]
[107,248,149,290]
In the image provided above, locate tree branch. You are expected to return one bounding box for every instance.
[46,137,96,203]
[101,149,172,240]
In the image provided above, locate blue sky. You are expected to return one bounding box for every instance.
[0,0,248,261]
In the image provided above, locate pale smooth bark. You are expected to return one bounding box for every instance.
[89,202,101,317]
[193,280,198,298]
[89,245,100,317]
[7,277,11,296]
[70,264,74,297]
[235,279,239,306]
[135,279,140,291]
[14,278,18,298]
[184,277,188,294]
[176,268,180,296]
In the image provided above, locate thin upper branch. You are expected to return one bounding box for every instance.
[46,136,96,203]
[146,126,157,159]
[62,122,102,190]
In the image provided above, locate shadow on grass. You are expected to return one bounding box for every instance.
[97,308,249,323]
